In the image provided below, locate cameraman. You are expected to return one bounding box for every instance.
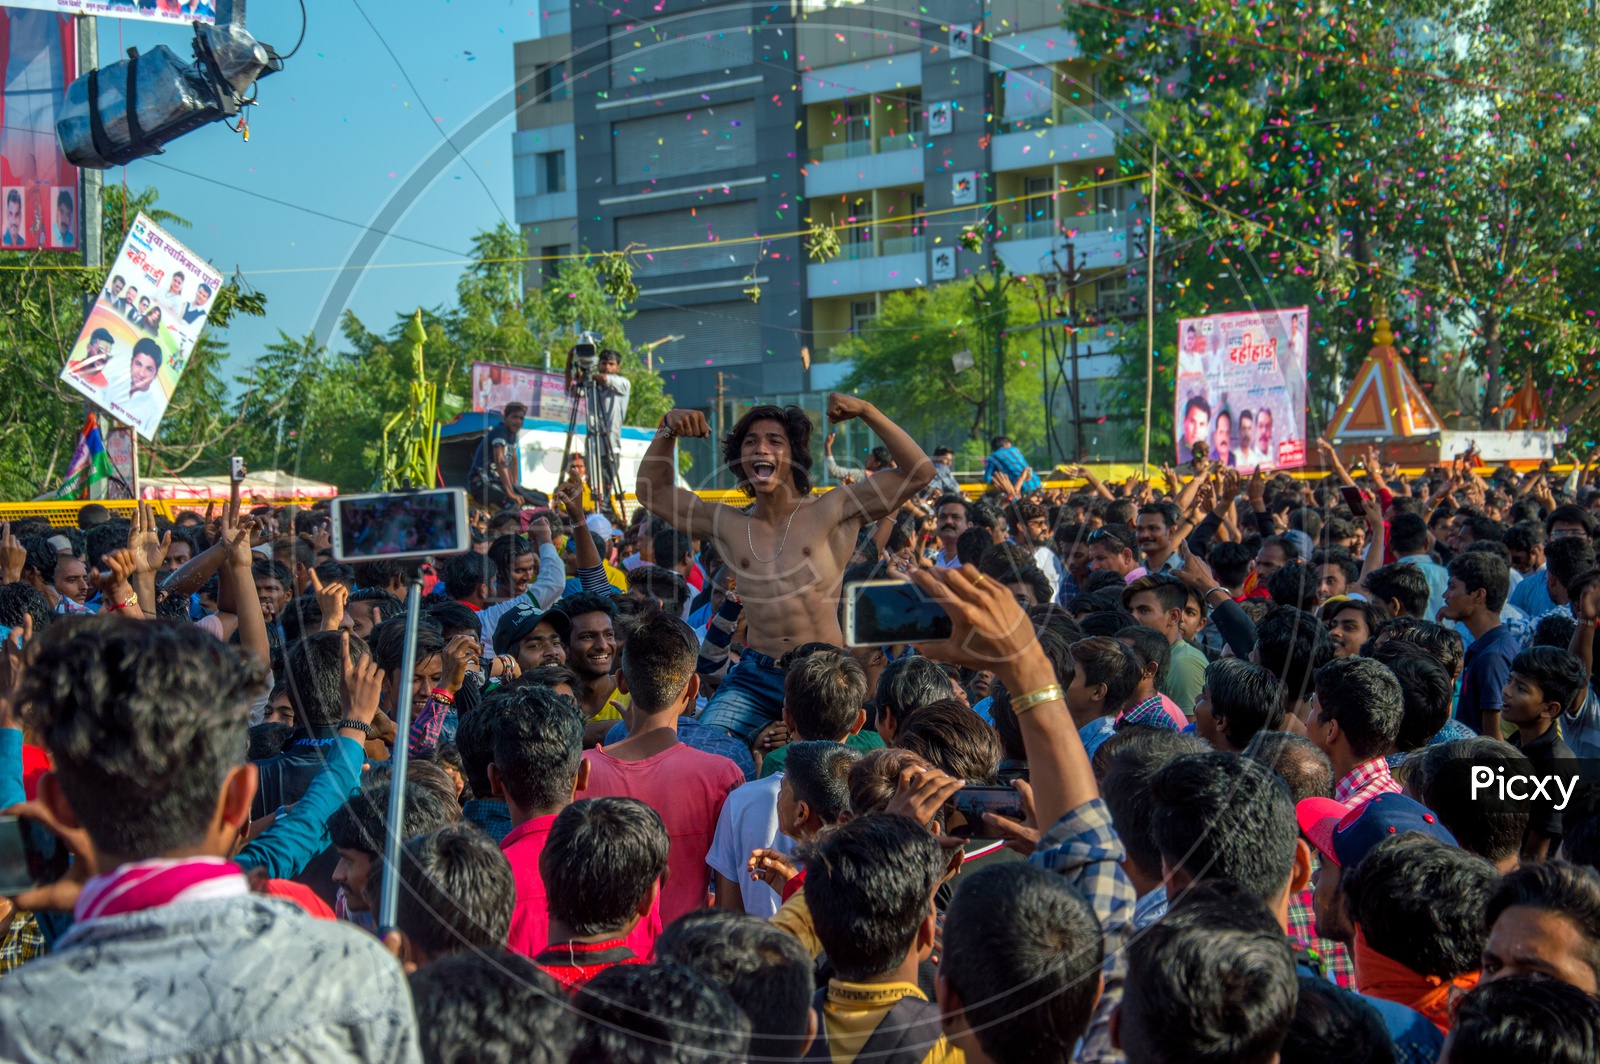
[469,401,527,510]
[586,349,631,501]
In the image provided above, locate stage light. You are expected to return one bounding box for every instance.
[56,1,282,170]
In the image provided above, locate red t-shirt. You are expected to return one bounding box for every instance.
[501,813,661,960]
[581,742,745,924]
[536,938,647,992]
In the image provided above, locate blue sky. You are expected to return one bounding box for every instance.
[100,0,535,381]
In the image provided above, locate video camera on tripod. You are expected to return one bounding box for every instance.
[567,333,602,389]
[560,331,629,521]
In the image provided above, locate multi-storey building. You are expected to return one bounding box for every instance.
[513,0,1149,473]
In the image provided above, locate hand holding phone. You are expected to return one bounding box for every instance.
[950,785,1025,838]
[843,579,952,647]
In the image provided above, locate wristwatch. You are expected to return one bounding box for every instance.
[337,718,372,736]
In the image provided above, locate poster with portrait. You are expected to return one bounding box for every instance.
[0,9,77,251]
[59,212,222,440]
[1175,307,1308,471]
[471,361,583,424]
[2,0,213,27]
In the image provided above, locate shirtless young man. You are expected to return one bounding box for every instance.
[636,393,933,740]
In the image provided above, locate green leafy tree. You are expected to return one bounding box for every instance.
[838,276,1045,455]
[1070,0,1600,434]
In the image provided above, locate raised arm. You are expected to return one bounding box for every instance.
[220,512,271,671]
[1060,463,1114,501]
[907,565,1096,827]
[1357,495,1387,589]
[824,393,934,522]
[1316,436,1357,488]
[636,409,718,539]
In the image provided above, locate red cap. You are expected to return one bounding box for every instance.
[1296,797,1349,866]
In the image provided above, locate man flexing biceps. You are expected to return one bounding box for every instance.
[636,393,933,740]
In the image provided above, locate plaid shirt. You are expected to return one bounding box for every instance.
[0,911,46,976]
[1335,757,1401,811]
[1287,885,1354,989]
[1116,695,1180,733]
[408,695,454,757]
[984,445,1042,494]
[1031,798,1136,1064]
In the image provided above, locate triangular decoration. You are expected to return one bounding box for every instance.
[1326,316,1444,440]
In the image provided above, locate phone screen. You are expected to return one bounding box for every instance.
[0,816,69,896]
[332,488,470,563]
[845,580,952,647]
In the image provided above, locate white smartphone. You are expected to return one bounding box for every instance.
[330,488,471,563]
[229,456,247,482]
[843,579,953,647]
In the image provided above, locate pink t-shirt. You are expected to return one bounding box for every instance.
[501,813,662,959]
[581,742,746,924]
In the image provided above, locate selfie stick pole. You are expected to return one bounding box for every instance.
[377,568,425,935]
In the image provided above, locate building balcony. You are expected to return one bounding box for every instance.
[991,117,1122,172]
[805,143,923,198]
[814,139,874,162]
[807,248,925,298]
[515,189,577,226]
[993,212,1140,275]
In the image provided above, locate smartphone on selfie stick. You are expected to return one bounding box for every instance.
[330,487,471,935]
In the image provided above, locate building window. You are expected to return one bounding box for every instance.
[851,300,876,333]
[904,89,924,136]
[844,100,870,144]
[541,245,571,281]
[541,151,566,194]
[535,62,570,101]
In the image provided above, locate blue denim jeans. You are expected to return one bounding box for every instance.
[700,648,787,743]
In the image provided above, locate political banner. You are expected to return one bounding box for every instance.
[60,211,222,440]
[1,9,77,251]
[0,1,213,27]
[1176,307,1309,471]
[471,360,583,424]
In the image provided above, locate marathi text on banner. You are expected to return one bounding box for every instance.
[471,361,584,424]
[1175,307,1309,471]
[59,211,223,441]
[0,0,213,27]
[0,9,77,252]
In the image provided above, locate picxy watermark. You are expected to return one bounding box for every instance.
[1470,765,1580,811]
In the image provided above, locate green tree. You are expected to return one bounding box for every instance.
[1069,0,1600,434]
[220,230,675,492]
[838,276,1045,455]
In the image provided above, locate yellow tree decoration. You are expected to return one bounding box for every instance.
[806,220,840,262]
[377,310,442,490]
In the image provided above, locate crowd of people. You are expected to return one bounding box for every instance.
[0,397,1598,1064]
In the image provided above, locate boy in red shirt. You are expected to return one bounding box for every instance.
[582,611,744,923]
[534,797,668,991]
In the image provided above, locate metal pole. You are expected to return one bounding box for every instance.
[78,16,102,293]
[1068,243,1082,461]
[130,428,140,500]
[1142,140,1158,474]
[377,573,425,935]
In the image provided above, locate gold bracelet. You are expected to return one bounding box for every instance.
[1011,683,1065,715]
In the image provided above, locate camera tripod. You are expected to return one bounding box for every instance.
[560,368,628,523]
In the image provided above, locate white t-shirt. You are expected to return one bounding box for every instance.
[705,773,792,918]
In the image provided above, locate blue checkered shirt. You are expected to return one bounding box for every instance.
[1031,798,1136,1063]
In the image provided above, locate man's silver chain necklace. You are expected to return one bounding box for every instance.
[747,502,802,564]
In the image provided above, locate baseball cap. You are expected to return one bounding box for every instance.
[1296,792,1457,870]
[586,513,621,539]
[492,600,569,653]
